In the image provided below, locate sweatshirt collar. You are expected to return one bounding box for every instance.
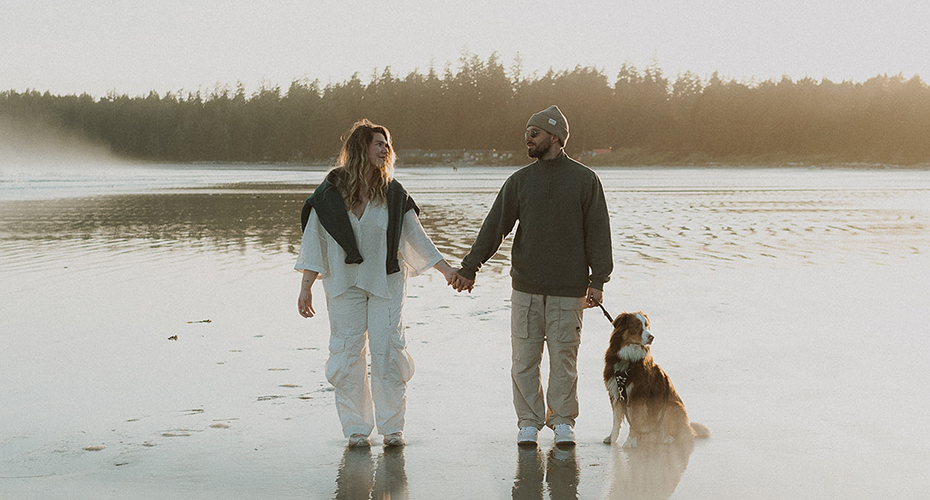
[537,150,566,168]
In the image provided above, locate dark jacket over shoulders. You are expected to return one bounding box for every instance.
[301,170,419,275]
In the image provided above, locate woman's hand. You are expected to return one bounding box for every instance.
[298,270,318,318]
[434,259,462,288]
[298,288,315,318]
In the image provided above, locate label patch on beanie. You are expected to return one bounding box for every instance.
[548,118,558,126]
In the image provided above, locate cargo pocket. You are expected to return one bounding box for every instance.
[556,296,584,344]
[393,344,415,383]
[325,336,349,386]
[511,290,533,339]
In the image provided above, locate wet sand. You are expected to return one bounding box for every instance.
[2,166,930,499]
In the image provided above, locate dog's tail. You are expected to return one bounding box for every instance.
[690,422,711,439]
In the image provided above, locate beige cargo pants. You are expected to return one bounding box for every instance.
[510,289,585,430]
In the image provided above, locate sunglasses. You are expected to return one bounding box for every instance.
[528,128,550,139]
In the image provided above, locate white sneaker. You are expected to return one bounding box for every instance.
[553,424,575,446]
[517,426,538,446]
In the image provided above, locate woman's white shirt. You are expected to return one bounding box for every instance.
[295,200,442,299]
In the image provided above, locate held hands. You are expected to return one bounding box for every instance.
[434,259,461,289]
[449,270,475,293]
[434,259,475,293]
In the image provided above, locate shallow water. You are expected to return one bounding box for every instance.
[1,164,929,499]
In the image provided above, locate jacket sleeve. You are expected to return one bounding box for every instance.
[300,196,313,233]
[458,177,519,280]
[584,174,613,290]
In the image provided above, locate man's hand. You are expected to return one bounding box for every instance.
[585,287,603,309]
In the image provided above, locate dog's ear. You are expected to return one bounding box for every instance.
[612,312,630,329]
[611,313,624,329]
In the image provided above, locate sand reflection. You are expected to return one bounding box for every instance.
[0,190,484,272]
[334,446,408,500]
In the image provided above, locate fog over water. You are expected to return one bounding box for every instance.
[1,161,929,498]
[0,116,118,167]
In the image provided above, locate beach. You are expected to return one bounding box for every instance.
[2,164,930,499]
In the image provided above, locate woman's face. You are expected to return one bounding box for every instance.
[367,132,388,170]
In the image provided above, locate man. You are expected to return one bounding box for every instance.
[452,105,613,446]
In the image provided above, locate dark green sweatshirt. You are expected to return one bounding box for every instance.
[459,151,613,297]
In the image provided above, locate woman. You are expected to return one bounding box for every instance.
[296,119,456,448]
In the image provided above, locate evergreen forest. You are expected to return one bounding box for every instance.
[2,53,929,166]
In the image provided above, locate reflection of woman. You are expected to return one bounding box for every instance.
[296,119,456,448]
[334,446,408,499]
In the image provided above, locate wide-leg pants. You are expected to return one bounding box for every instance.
[510,290,585,430]
[324,285,415,437]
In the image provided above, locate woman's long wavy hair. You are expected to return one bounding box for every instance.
[331,119,396,210]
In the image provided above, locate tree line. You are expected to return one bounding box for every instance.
[2,53,929,165]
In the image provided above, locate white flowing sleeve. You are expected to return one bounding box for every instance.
[295,207,327,277]
[399,209,443,277]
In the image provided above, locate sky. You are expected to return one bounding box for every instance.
[2,0,930,98]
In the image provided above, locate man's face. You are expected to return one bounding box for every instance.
[525,126,557,159]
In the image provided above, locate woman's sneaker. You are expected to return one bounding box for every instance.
[348,434,370,447]
[517,426,538,446]
[383,432,405,447]
[553,424,575,446]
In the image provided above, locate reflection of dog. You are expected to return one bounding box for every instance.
[607,440,695,499]
[603,312,710,447]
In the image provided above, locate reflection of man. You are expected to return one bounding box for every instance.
[452,105,613,446]
[546,447,580,498]
[513,446,580,500]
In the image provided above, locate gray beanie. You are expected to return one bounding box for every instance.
[526,105,569,146]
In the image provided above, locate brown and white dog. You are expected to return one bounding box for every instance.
[603,312,710,447]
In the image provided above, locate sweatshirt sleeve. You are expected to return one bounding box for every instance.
[584,174,613,290]
[459,177,519,280]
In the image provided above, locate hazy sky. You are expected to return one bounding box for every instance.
[3,0,929,98]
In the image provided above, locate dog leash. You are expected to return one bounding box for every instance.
[594,298,613,323]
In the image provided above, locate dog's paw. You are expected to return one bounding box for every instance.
[621,436,638,448]
[603,435,612,444]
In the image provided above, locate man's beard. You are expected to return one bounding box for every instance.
[527,139,553,159]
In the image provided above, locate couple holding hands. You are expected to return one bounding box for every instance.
[296,106,613,448]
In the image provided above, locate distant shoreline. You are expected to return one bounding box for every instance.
[128,158,930,171]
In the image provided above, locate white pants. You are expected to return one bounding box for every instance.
[324,285,415,437]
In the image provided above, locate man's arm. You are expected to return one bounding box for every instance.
[584,175,613,292]
[457,178,519,281]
